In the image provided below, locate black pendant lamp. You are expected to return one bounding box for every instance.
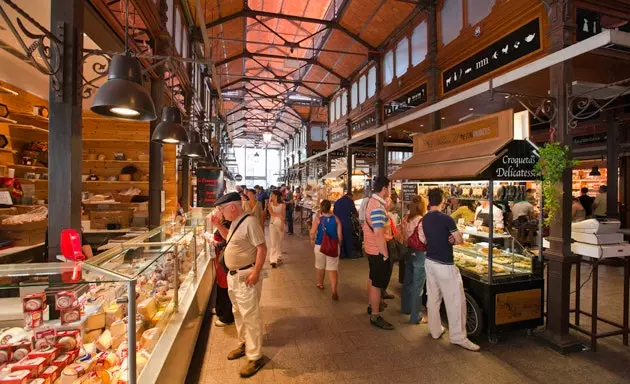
[90,0,156,121]
[180,129,207,158]
[151,106,188,144]
[590,166,601,176]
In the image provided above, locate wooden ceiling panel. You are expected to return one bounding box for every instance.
[249,0,282,13]
[359,0,415,47]
[339,0,381,34]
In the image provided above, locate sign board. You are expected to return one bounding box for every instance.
[402,183,418,204]
[415,112,503,152]
[485,140,539,180]
[573,132,607,146]
[329,149,346,158]
[384,83,427,120]
[351,112,377,134]
[442,18,541,93]
[330,129,348,144]
[354,149,377,159]
[234,174,243,182]
[495,289,542,325]
[196,168,225,207]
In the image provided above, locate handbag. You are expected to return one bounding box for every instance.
[319,216,339,257]
[407,218,427,251]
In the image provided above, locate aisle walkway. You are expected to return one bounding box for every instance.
[187,231,630,384]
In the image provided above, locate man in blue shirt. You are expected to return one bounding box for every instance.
[334,191,359,259]
[422,188,480,352]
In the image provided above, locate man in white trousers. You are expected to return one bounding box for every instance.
[212,192,268,377]
[422,188,480,352]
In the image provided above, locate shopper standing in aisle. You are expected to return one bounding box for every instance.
[579,187,594,218]
[334,191,360,259]
[423,188,480,351]
[592,185,608,219]
[267,190,285,268]
[310,200,342,300]
[212,192,268,377]
[363,176,395,330]
[401,200,427,325]
[284,185,295,235]
[244,188,264,229]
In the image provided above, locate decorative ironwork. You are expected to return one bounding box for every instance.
[0,0,64,99]
[567,77,630,129]
[498,91,558,127]
[81,51,111,99]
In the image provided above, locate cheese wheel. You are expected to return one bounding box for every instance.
[58,336,78,353]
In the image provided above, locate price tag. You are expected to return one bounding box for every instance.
[0,189,12,205]
[463,233,470,240]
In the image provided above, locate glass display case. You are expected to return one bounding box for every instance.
[0,219,212,384]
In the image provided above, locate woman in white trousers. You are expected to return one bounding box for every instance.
[268,190,285,268]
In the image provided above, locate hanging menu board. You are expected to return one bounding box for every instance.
[576,8,630,51]
[484,140,538,180]
[442,18,541,94]
[402,183,419,203]
[384,83,427,120]
[196,167,225,207]
[351,112,377,134]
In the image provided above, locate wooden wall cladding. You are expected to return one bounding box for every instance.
[0,83,178,218]
[436,0,548,97]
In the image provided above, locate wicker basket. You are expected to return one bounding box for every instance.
[114,193,134,203]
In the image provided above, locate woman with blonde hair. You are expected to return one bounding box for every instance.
[401,197,428,324]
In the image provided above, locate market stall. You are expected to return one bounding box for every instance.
[392,110,544,343]
[0,218,214,384]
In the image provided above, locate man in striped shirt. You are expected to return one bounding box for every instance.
[363,176,394,330]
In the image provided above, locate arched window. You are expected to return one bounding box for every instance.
[367,67,377,98]
[384,50,394,85]
[351,82,358,109]
[395,38,409,77]
[359,75,367,104]
[341,91,348,115]
[411,21,427,66]
[440,0,463,46]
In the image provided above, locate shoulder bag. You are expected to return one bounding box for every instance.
[219,214,250,273]
[407,217,427,252]
[319,216,339,257]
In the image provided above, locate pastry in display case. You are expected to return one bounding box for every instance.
[0,219,211,384]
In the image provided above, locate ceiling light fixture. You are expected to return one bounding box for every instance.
[263,130,273,144]
[90,0,156,121]
[590,166,601,176]
[151,62,188,144]
[180,129,207,158]
[469,108,474,111]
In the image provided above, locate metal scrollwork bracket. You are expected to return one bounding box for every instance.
[497,91,558,128]
[567,78,630,129]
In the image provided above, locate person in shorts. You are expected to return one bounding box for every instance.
[310,200,342,300]
[362,176,394,330]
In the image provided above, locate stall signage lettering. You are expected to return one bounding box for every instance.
[354,150,377,159]
[402,183,418,203]
[330,129,348,144]
[196,168,225,207]
[329,149,346,158]
[488,140,538,180]
[351,112,377,134]
[573,132,607,146]
[417,118,499,151]
[384,84,427,119]
[442,18,541,93]
[576,8,630,51]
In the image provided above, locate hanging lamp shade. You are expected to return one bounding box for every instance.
[181,130,207,158]
[151,106,188,144]
[263,130,273,144]
[90,55,157,121]
[590,166,601,176]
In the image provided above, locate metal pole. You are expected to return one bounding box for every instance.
[127,279,137,384]
[488,180,494,284]
[192,231,198,277]
[173,244,179,308]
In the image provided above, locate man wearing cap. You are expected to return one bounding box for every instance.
[212,192,268,377]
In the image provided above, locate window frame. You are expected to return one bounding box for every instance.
[351,82,358,109]
[411,20,428,67]
[395,37,410,78]
[383,50,394,85]
[367,66,377,98]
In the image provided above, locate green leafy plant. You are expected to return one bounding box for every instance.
[534,143,578,226]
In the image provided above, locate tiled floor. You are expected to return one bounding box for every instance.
[186,230,630,384]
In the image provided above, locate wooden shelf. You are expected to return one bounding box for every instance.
[0,116,17,124]
[83,139,147,143]
[15,178,47,183]
[0,148,14,153]
[9,113,48,127]
[8,124,48,134]
[8,164,48,172]
[83,180,148,184]
[83,160,149,165]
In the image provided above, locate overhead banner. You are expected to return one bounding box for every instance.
[442,18,541,94]
[196,167,225,207]
[384,83,427,120]
[414,112,504,152]
[330,129,348,144]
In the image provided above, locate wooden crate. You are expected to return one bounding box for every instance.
[89,209,133,229]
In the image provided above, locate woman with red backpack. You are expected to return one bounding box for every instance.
[401,197,428,324]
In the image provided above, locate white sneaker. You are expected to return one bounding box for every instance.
[452,339,480,351]
[215,319,232,327]
[431,326,446,340]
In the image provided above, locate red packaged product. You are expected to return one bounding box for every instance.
[0,345,11,364]
[10,357,46,378]
[54,291,78,311]
[32,329,56,351]
[28,379,49,384]
[10,343,32,363]
[51,353,72,369]
[27,346,58,364]
[0,370,30,384]
[59,308,82,325]
[24,311,43,330]
[39,365,60,382]
[55,330,79,353]
[22,294,46,312]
